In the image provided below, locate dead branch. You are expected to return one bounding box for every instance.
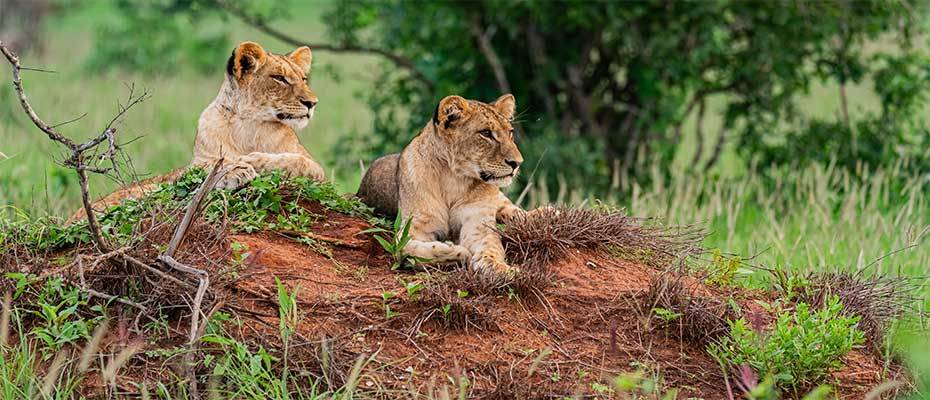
[156,160,223,399]
[165,159,224,257]
[0,41,149,252]
[213,0,434,91]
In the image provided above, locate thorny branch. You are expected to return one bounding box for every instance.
[0,41,149,252]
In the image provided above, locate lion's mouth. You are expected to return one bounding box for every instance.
[480,171,513,182]
[276,112,309,120]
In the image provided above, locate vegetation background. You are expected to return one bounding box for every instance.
[1,0,929,392]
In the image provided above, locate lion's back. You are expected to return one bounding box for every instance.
[357,153,400,218]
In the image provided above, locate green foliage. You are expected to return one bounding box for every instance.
[28,278,99,354]
[1,168,375,255]
[704,248,745,287]
[364,213,420,270]
[709,296,865,390]
[322,0,930,192]
[203,171,374,234]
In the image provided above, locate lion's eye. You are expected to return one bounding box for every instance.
[479,129,494,140]
[270,75,289,85]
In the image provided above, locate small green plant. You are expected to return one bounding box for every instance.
[401,279,425,302]
[651,307,682,323]
[704,248,746,286]
[381,291,399,319]
[275,277,300,387]
[229,241,250,268]
[365,213,424,270]
[30,278,99,355]
[708,295,865,390]
[439,304,452,321]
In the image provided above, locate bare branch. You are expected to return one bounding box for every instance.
[1,41,151,251]
[165,159,224,258]
[214,0,434,91]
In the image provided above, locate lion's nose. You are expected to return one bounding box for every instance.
[300,99,317,109]
[505,159,521,170]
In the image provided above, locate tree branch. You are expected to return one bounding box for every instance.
[469,16,511,96]
[214,0,434,91]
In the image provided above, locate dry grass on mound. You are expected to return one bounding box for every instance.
[642,273,738,343]
[500,206,704,294]
[797,271,926,348]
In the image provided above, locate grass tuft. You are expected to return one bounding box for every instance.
[642,274,737,343]
[796,271,925,349]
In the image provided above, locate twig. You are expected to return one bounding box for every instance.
[159,254,209,399]
[75,255,147,312]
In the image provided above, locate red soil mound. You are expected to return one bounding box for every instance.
[214,207,896,399]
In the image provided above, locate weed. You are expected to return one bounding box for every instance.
[709,295,865,390]
[365,213,422,270]
[380,291,398,319]
[704,248,747,286]
[400,279,424,302]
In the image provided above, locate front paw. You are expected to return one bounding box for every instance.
[303,161,325,181]
[471,255,519,279]
[215,163,258,190]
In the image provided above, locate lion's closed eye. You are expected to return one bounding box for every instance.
[270,74,289,85]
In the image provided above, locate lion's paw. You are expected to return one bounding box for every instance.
[472,256,519,279]
[215,163,258,190]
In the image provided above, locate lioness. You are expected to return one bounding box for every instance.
[357,94,526,275]
[68,41,324,222]
[195,41,325,189]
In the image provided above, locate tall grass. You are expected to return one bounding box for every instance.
[522,159,930,309]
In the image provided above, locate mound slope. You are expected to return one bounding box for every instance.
[0,171,904,398]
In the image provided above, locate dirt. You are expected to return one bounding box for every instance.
[199,204,902,399]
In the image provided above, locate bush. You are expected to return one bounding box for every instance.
[708,295,865,390]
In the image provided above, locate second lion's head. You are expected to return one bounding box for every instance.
[432,94,523,187]
[225,41,318,131]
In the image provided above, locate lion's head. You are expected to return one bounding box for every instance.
[225,41,318,131]
[432,94,523,187]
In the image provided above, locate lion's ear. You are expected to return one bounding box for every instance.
[227,41,267,79]
[492,94,516,120]
[433,95,471,129]
[288,46,312,72]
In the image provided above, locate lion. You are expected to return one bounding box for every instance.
[357,94,527,275]
[68,41,324,222]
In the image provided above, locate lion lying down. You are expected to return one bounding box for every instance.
[357,94,530,276]
[68,41,325,222]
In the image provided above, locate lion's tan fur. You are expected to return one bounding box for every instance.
[358,94,527,275]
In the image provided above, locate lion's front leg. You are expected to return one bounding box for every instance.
[240,152,325,181]
[401,212,471,264]
[457,205,515,277]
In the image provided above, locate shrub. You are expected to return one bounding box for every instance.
[708,295,865,390]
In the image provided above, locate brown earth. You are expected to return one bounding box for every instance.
[197,205,900,399]
[4,199,904,399]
